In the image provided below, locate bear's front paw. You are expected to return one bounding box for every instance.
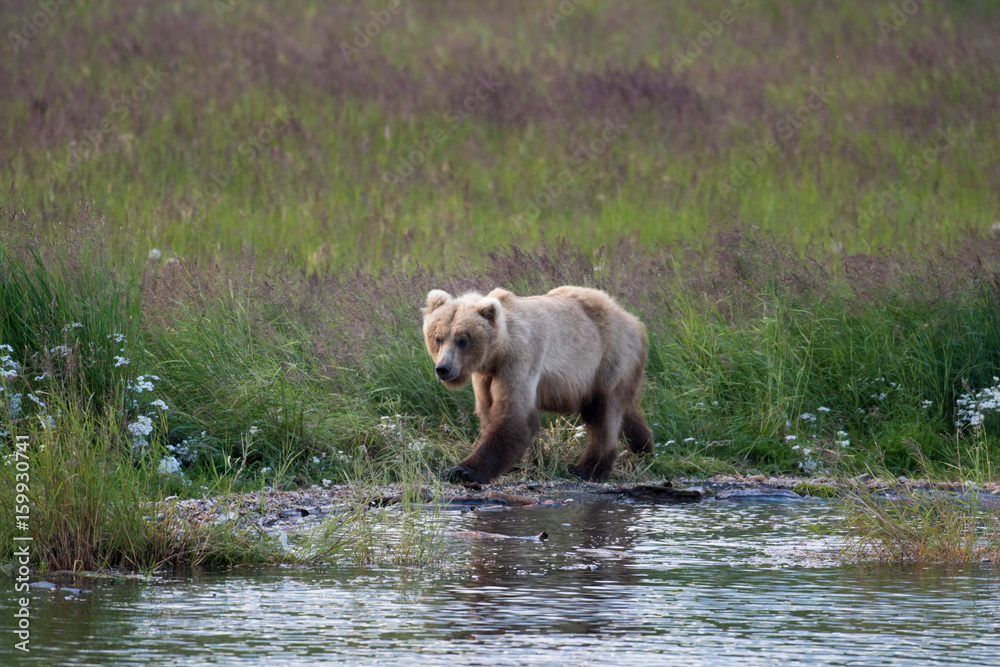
[447,465,484,485]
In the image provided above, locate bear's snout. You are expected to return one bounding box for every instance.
[435,363,457,381]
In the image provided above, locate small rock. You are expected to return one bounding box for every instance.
[267,529,290,551]
[30,581,57,589]
[278,508,306,519]
[792,482,839,498]
[852,473,874,483]
[214,511,238,524]
[485,490,537,506]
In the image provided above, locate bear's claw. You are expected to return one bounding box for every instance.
[447,465,480,484]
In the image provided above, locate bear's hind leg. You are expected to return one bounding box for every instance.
[569,395,621,482]
[621,406,654,455]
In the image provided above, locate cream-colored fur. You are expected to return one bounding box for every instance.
[422,285,653,483]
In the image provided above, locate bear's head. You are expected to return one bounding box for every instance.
[422,289,507,389]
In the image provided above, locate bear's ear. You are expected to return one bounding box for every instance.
[424,289,453,314]
[477,297,502,324]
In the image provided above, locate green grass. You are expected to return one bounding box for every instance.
[835,438,999,563]
[2,1,998,268]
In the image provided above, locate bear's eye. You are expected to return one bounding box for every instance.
[455,335,469,350]
[433,335,443,348]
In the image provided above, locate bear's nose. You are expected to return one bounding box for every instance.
[435,365,451,379]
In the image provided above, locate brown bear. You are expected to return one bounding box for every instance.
[421,285,654,483]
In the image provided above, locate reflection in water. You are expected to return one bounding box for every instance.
[3,501,999,666]
[443,502,644,637]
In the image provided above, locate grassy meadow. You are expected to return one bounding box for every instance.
[2,0,1000,567]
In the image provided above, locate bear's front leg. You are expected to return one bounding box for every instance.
[449,399,539,484]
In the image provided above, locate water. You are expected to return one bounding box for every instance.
[4,500,999,665]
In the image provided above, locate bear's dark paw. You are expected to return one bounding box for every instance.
[567,464,611,483]
[447,465,484,485]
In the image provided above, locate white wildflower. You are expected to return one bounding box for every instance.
[107,333,126,343]
[128,415,154,437]
[312,456,321,464]
[249,426,259,434]
[114,356,130,367]
[816,406,831,413]
[9,393,23,419]
[955,378,1000,431]
[129,376,154,392]
[835,440,850,447]
[158,456,182,475]
[150,399,168,410]
[148,248,162,260]
[683,437,695,443]
[800,413,816,422]
[322,479,332,488]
